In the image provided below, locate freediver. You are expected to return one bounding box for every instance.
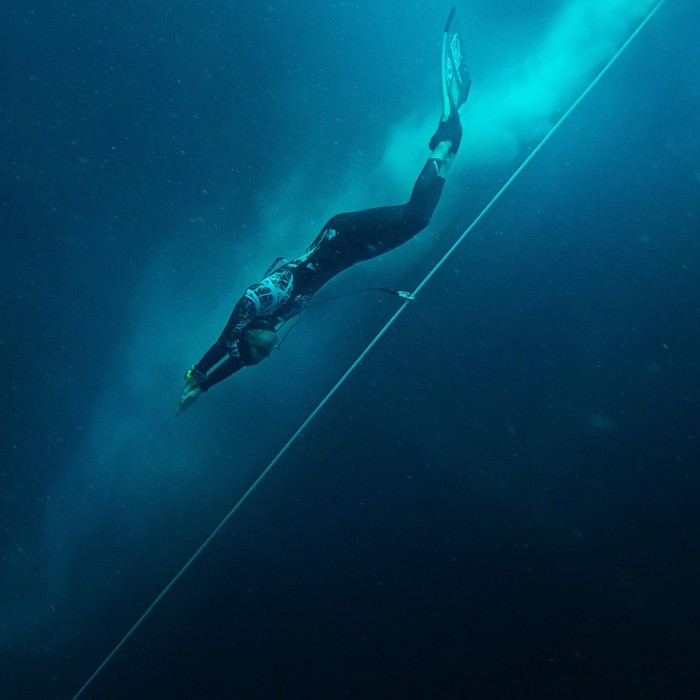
[177,23,470,415]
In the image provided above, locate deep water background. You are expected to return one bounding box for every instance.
[2,0,699,698]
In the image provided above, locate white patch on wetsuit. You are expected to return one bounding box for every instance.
[231,269,294,343]
[292,228,338,268]
[247,270,294,316]
[226,270,294,357]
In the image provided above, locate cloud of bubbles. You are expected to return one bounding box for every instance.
[382,0,658,181]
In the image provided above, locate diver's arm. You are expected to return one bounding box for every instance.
[221,292,260,357]
[200,355,245,390]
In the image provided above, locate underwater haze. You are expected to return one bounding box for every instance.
[2,0,699,698]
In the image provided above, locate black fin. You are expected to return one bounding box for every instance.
[441,7,471,116]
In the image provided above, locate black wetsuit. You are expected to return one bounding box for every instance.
[195,156,447,390]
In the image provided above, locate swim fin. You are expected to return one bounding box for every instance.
[441,7,471,118]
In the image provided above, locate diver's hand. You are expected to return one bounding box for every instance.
[175,384,202,417]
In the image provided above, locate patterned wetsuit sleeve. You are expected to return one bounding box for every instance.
[231,292,260,334]
[224,270,294,357]
[224,291,259,357]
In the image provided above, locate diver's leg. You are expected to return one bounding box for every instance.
[320,126,459,263]
[428,106,462,178]
[405,146,450,225]
[390,107,463,225]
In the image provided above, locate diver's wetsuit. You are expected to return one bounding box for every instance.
[194,156,447,390]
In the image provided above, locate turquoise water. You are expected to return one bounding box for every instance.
[2,1,698,697]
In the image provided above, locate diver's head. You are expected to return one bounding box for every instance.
[240,327,278,365]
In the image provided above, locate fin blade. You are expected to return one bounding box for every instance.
[441,8,471,114]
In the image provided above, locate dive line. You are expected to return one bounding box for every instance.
[70,2,667,696]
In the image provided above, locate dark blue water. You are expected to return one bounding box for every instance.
[2,1,699,698]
